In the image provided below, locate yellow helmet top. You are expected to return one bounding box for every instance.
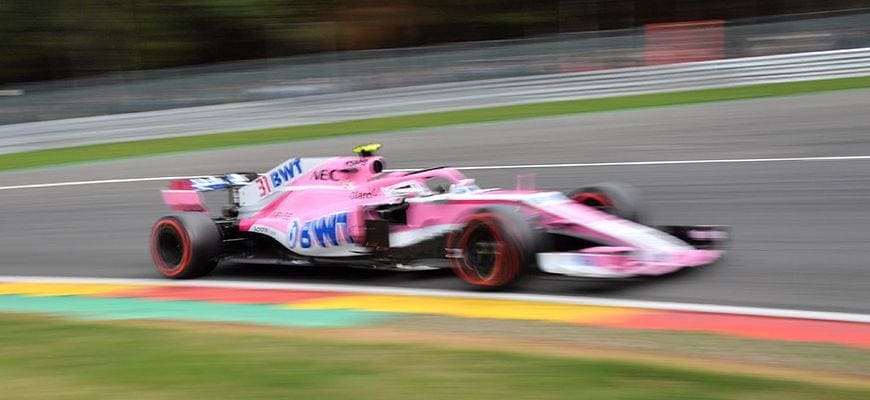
[353,143,382,156]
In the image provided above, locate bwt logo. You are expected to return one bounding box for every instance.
[270,158,303,188]
[288,212,354,249]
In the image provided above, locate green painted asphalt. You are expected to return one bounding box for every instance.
[0,295,394,327]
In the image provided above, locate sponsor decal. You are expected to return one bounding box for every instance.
[270,158,303,188]
[252,158,303,198]
[270,211,294,220]
[313,169,341,181]
[288,213,354,250]
[249,225,284,243]
[345,159,368,167]
[350,190,378,200]
[287,220,300,249]
[254,176,272,197]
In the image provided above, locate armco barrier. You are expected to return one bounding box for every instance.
[0,46,868,154]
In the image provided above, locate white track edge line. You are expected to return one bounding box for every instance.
[0,176,197,190]
[0,276,867,323]
[3,155,870,191]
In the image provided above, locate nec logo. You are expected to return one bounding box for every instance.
[270,158,303,188]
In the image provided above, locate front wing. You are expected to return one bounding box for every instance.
[536,225,729,279]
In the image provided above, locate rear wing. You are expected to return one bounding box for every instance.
[160,156,336,214]
[161,173,257,213]
[170,174,256,192]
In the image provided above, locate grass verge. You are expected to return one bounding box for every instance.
[1,76,868,172]
[386,314,870,378]
[0,313,867,399]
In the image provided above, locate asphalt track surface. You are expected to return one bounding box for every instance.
[2,89,869,314]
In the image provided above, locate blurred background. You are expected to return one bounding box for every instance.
[1,1,868,124]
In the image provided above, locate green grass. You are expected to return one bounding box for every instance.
[0,314,867,399]
[2,75,869,172]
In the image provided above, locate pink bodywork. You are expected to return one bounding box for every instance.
[162,155,723,276]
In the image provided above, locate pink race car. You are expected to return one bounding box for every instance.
[150,144,727,288]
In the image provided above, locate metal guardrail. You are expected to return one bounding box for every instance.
[445,47,870,100]
[0,47,867,154]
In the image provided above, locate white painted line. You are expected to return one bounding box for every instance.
[3,154,870,191]
[0,275,868,323]
[445,155,870,171]
[0,176,198,191]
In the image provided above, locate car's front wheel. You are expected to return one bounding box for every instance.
[447,207,535,289]
[150,213,221,279]
[568,182,644,223]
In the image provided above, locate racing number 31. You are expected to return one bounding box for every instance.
[255,176,272,197]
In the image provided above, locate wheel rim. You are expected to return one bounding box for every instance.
[450,215,521,287]
[465,224,500,279]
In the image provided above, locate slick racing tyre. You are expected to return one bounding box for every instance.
[447,206,536,289]
[569,182,644,223]
[150,213,221,279]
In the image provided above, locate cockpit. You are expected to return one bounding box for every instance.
[382,175,481,199]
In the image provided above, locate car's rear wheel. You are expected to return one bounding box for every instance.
[569,182,644,223]
[447,207,535,289]
[150,213,221,279]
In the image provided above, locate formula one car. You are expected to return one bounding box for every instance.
[150,144,727,288]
